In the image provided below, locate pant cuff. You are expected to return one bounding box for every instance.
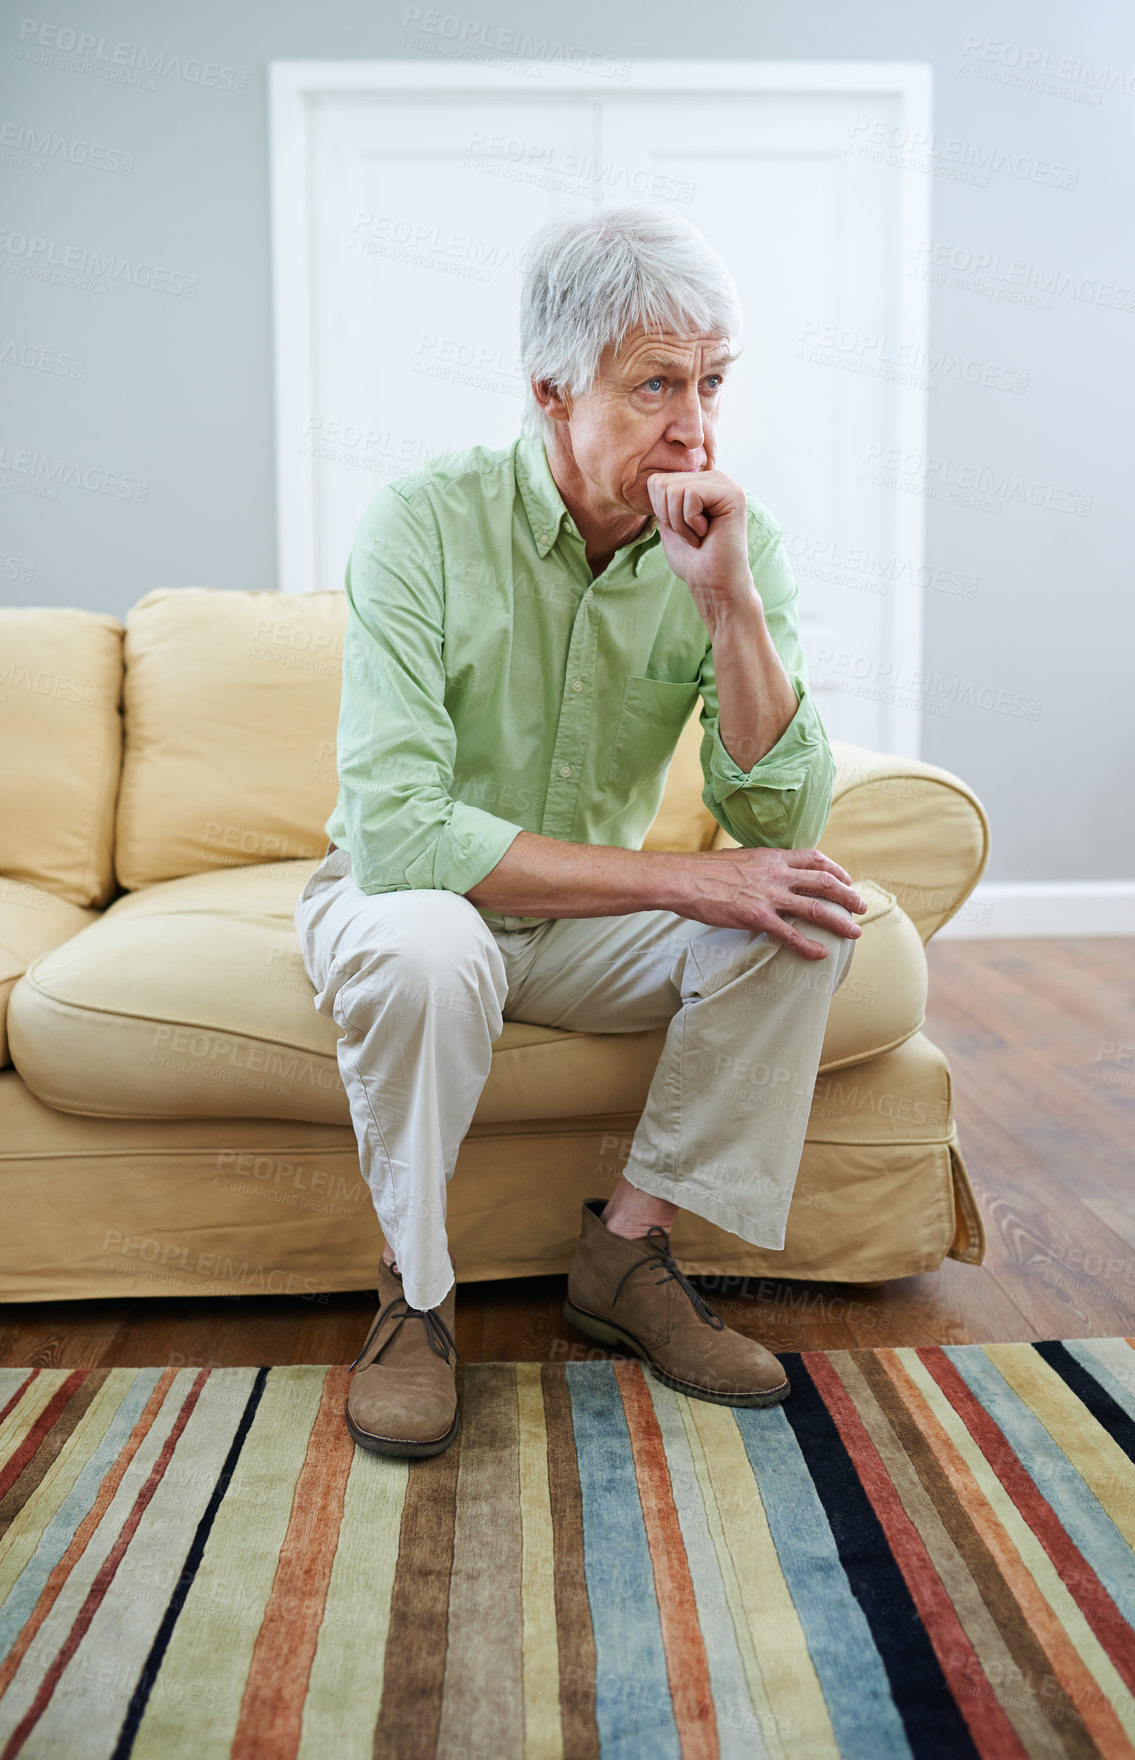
[620,1160,791,1253]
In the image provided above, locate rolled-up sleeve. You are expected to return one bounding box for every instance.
[334,485,525,896]
[697,511,835,850]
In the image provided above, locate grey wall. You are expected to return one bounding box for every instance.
[2,0,1133,885]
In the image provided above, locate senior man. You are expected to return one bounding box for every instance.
[295,202,866,1458]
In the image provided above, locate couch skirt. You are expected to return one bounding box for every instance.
[0,1030,982,1302]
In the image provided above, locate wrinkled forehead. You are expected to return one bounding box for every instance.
[600,327,737,377]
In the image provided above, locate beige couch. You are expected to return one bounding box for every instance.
[0,589,988,1303]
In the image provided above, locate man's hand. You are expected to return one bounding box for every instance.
[646,468,753,619]
[669,845,868,960]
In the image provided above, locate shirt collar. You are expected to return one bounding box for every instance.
[514,431,661,573]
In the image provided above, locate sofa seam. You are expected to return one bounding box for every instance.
[14,966,618,1059]
[816,1016,927,1074]
[12,971,343,1060]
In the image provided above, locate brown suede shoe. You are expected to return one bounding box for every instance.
[564,1199,790,1408]
[345,1259,459,1457]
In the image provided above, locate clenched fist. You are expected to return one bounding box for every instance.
[646,467,754,612]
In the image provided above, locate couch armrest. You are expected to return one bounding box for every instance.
[0,878,100,1068]
[710,740,991,943]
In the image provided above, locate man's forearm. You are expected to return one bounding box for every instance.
[464,823,862,952]
[465,830,690,919]
[710,582,800,773]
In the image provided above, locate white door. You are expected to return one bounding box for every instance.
[272,62,931,753]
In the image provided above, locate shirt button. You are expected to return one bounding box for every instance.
[559,764,572,778]
[571,678,584,693]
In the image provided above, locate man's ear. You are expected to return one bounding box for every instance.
[531,377,572,424]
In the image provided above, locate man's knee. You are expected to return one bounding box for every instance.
[398,890,506,993]
[826,921,858,990]
[756,913,856,1000]
[803,919,857,993]
[342,889,508,1019]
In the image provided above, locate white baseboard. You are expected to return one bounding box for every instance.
[936,882,1135,939]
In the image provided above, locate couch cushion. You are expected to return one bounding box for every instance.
[0,606,123,907]
[0,878,100,1067]
[114,588,347,890]
[8,862,925,1126]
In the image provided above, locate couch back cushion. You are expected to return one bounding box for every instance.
[115,589,347,889]
[114,586,723,888]
[0,607,123,908]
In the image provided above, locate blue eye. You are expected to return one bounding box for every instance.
[645,377,664,392]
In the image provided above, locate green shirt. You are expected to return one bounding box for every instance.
[325,431,835,927]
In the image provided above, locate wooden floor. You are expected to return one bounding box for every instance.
[3,937,1133,1369]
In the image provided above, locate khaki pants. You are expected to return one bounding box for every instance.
[294,843,856,1312]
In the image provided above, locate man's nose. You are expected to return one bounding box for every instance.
[665,386,706,453]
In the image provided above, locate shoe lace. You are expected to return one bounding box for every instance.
[348,1295,459,1372]
[611,1225,725,1330]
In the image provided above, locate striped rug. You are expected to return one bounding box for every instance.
[1,1345,1134,1758]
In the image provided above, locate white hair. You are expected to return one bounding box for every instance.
[518,201,744,442]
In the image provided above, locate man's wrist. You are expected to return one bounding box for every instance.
[629,847,700,916]
[698,574,764,644]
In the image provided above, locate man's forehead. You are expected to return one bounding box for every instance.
[604,330,736,373]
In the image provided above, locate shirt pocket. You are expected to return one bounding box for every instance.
[606,675,701,790]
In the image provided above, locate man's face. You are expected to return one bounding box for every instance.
[557,328,735,519]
